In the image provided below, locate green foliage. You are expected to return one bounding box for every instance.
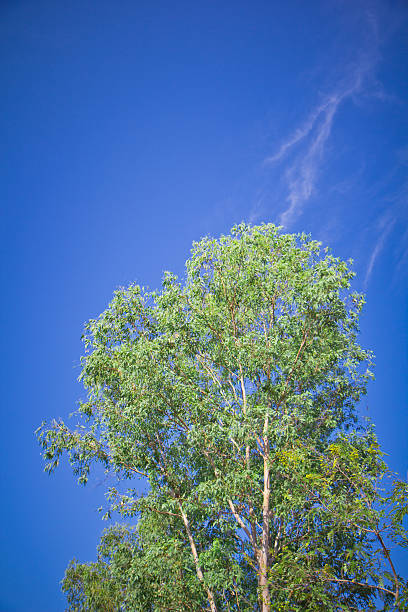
[38,224,407,611]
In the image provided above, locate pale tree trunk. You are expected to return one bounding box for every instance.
[156,440,218,611]
[178,502,218,612]
[259,414,271,612]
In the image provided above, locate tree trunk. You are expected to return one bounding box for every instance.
[259,416,271,612]
[178,503,218,612]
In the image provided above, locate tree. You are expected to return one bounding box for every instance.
[38,223,408,611]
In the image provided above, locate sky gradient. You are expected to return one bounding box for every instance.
[1,1,407,610]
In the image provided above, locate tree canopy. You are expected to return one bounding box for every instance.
[38,223,408,611]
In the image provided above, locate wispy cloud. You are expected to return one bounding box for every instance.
[264,97,334,165]
[364,216,395,288]
[261,1,384,228]
[266,64,372,228]
[278,95,342,227]
[362,149,408,286]
[247,0,407,295]
[248,194,265,224]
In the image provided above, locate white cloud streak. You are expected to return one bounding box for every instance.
[279,96,341,227]
[267,68,369,228]
[262,0,383,229]
[364,217,395,288]
[253,1,407,289]
[264,97,334,165]
[248,195,265,224]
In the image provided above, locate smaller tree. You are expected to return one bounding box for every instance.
[266,429,408,610]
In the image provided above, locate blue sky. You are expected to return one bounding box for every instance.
[1,1,407,610]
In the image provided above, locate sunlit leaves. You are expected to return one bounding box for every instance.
[38,224,406,610]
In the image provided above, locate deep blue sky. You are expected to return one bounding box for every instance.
[1,1,407,610]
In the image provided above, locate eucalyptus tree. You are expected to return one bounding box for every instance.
[38,224,407,611]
